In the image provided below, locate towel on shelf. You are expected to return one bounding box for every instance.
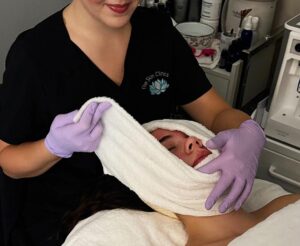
[74,97,230,218]
[195,39,221,69]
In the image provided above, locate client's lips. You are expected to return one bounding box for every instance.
[107,3,130,14]
[193,149,212,167]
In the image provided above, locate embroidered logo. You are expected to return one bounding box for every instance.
[141,71,170,95]
[149,79,170,95]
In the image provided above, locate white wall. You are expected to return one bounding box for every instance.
[0,0,71,84]
[272,0,300,30]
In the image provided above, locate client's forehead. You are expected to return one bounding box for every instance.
[151,129,188,141]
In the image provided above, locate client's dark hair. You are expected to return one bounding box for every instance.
[62,175,153,236]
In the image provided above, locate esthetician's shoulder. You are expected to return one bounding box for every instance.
[7,10,66,60]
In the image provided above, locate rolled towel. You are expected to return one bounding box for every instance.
[74,97,231,217]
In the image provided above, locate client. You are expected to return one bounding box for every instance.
[64,126,300,246]
[63,98,299,245]
[150,128,300,245]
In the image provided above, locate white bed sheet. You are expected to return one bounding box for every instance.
[230,199,300,246]
[63,179,298,246]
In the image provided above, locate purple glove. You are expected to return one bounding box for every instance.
[198,119,266,213]
[45,102,111,158]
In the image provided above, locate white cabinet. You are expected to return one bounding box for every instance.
[201,60,243,106]
[257,138,300,193]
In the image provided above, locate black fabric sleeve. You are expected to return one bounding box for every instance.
[169,23,212,105]
[0,36,41,144]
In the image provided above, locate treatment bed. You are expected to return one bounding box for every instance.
[63,179,299,246]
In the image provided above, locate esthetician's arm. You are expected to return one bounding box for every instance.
[0,102,111,178]
[182,88,266,213]
[182,88,250,132]
[0,139,60,178]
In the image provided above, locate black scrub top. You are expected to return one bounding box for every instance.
[0,6,211,246]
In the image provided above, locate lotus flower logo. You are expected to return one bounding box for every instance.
[149,79,170,95]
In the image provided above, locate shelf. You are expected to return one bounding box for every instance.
[200,60,243,106]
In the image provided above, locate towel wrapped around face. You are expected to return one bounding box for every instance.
[74,97,232,218]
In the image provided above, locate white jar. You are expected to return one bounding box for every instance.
[200,18,219,32]
[201,0,223,21]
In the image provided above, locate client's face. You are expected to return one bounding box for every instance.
[151,129,212,167]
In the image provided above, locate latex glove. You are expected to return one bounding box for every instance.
[198,119,266,213]
[45,102,111,158]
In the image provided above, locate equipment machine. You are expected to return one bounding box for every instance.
[259,14,300,193]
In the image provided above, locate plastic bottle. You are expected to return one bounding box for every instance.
[187,0,201,22]
[157,0,169,14]
[200,19,219,33]
[145,0,155,8]
[200,0,222,20]
[224,39,243,72]
[173,0,189,23]
[241,16,253,50]
[200,0,222,32]
[251,16,260,47]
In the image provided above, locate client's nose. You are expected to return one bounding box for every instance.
[185,137,202,153]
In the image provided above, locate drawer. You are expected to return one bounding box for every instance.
[257,145,300,193]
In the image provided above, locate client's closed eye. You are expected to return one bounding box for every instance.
[168,146,176,152]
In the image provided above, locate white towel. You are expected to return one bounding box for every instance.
[143,119,219,170]
[196,39,221,69]
[74,97,229,217]
[63,179,292,246]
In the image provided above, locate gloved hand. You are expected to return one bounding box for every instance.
[45,102,111,158]
[198,119,266,213]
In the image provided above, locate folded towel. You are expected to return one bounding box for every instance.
[74,97,230,217]
[196,39,221,69]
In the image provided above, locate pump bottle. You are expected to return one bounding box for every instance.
[251,16,260,47]
[241,16,253,50]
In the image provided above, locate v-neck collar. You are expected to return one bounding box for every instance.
[56,8,139,89]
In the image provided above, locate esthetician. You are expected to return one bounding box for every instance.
[0,1,265,245]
